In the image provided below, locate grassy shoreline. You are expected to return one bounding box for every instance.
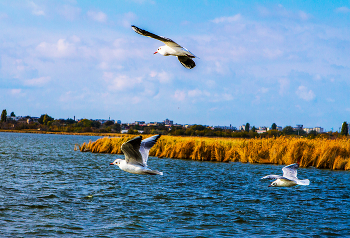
[78,135,350,171]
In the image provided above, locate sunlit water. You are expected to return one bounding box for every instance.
[1,132,350,237]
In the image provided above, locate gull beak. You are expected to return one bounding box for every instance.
[268,185,271,187]
[154,51,158,54]
[109,162,114,165]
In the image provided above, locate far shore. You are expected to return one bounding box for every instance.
[0,129,124,137]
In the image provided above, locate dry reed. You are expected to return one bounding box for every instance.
[78,135,350,170]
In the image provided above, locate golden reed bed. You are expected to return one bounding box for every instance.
[77,135,350,170]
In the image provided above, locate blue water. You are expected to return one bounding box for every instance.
[0,132,350,237]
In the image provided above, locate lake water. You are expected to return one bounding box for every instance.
[1,132,350,237]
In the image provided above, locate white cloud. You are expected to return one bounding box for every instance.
[259,87,269,93]
[59,5,81,20]
[149,71,172,84]
[120,12,137,28]
[298,11,310,20]
[263,48,283,59]
[278,78,290,96]
[104,74,143,91]
[296,85,315,101]
[188,89,211,98]
[173,90,186,101]
[257,4,311,20]
[130,0,155,4]
[10,89,24,95]
[29,1,45,16]
[212,14,241,23]
[335,7,350,13]
[24,76,51,86]
[0,13,8,20]
[36,39,77,58]
[87,10,107,23]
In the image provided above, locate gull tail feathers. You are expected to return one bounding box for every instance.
[145,170,163,175]
[296,179,310,186]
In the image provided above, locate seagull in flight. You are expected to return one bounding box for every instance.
[261,163,310,187]
[131,25,197,69]
[110,135,163,175]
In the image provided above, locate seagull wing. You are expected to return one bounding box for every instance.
[139,135,161,166]
[132,25,182,48]
[177,56,196,69]
[261,175,284,180]
[282,163,299,180]
[121,136,144,166]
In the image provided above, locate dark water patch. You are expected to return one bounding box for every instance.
[1,132,350,237]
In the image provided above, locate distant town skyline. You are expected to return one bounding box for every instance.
[1,1,349,132]
[6,112,332,133]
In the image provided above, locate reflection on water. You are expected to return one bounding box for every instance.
[0,132,350,237]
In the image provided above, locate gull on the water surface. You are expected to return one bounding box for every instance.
[131,25,197,69]
[110,135,163,175]
[261,163,310,187]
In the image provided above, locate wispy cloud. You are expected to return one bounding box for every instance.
[36,39,77,58]
[29,1,45,16]
[296,86,315,101]
[24,76,51,86]
[120,12,137,28]
[257,4,311,20]
[87,10,107,23]
[212,14,241,23]
[58,5,81,20]
[104,73,143,91]
[0,13,8,20]
[335,6,350,13]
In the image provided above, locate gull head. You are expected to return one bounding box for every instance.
[110,159,123,166]
[268,181,279,187]
[154,46,168,56]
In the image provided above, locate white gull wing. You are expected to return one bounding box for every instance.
[121,136,144,166]
[139,135,161,166]
[132,25,182,48]
[282,163,299,180]
[261,175,284,180]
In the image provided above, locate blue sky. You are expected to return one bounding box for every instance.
[1,0,350,131]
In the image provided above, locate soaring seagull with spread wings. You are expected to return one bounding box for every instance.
[131,25,197,69]
[261,163,310,187]
[110,135,163,175]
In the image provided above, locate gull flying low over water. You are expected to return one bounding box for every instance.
[261,163,310,187]
[131,25,197,69]
[110,135,163,175]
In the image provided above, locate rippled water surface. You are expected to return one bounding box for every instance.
[1,132,350,237]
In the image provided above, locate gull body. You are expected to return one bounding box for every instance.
[131,25,197,69]
[110,135,163,175]
[261,163,310,187]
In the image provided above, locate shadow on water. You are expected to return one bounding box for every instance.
[0,132,350,237]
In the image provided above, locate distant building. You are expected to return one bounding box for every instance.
[304,127,324,133]
[239,124,250,131]
[163,119,173,125]
[135,121,145,125]
[214,125,236,130]
[294,124,303,130]
[257,127,267,134]
[116,120,121,124]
